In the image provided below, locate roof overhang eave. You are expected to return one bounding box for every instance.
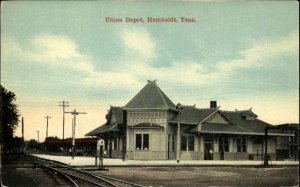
[124,107,172,110]
[169,121,198,125]
[129,126,164,130]
[195,131,294,136]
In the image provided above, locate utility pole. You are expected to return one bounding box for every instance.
[59,100,69,142]
[44,115,51,140]
[44,115,51,154]
[65,109,86,159]
[21,117,24,167]
[37,130,40,143]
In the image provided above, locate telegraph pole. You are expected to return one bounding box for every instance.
[65,109,86,159]
[44,115,51,140]
[21,117,24,167]
[37,131,40,143]
[59,100,69,142]
[44,115,51,154]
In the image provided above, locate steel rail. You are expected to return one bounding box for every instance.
[90,172,146,187]
[57,167,118,187]
[25,155,79,187]
[33,160,79,187]
[28,155,146,187]
[29,155,118,187]
[52,169,108,187]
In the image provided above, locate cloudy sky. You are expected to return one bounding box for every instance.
[1,1,299,141]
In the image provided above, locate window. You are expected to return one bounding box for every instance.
[136,134,141,150]
[181,136,194,151]
[237,137,247,152]
[136,134,149,150]
[219,136,229,152]
[143,134,149,150]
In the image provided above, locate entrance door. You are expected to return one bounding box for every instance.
[204,143,214,160]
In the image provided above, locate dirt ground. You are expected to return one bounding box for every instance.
[1,153,62,187]
[1,154,299,187]
[98,166,299,187]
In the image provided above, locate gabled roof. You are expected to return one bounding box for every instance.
[240,109,258,118]
[125,80,176,110]
[221,110,272,134]
[169,106,219,124]
[106,106,124,124]
[85,106,123,136]
[171,106,293,136]
[277,123,299,129]
[190,110,293,136]
[189,122,249,134]
[85,123,120,136]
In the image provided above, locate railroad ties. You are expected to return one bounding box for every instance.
[26,155,145,187]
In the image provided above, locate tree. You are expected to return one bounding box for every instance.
[27,139,38,150]
[0,85,20,151]
[45,136,60,142]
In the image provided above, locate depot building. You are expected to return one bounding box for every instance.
[86,80,293,160]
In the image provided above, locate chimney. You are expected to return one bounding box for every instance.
[210,101,217,108]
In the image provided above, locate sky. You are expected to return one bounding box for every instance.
[1,1,299,141]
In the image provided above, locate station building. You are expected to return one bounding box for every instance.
[86,81,293,160]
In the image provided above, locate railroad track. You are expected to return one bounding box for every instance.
[26,155,145,187]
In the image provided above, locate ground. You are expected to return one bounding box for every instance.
[1,154,299,186]
[1,153,61,187]
[97,166,299,187]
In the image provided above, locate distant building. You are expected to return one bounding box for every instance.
[41,138,97,156]
[86,81,293,160]
[276,123,299,160]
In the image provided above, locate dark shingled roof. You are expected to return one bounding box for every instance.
[169,106,218,124]
[125,81,176,110]
[85,106,123,136]
[85,123,120,136]
[189,122,250,134]
[220,110,273,134]
[190,110,293,136]
[174,108,292,136]
[277,123,299,129]
[240,109,258,118]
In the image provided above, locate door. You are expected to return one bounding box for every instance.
[204,143,214,160]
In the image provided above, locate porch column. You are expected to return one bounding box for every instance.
[122,109,127,161]
[109,136,112,158]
